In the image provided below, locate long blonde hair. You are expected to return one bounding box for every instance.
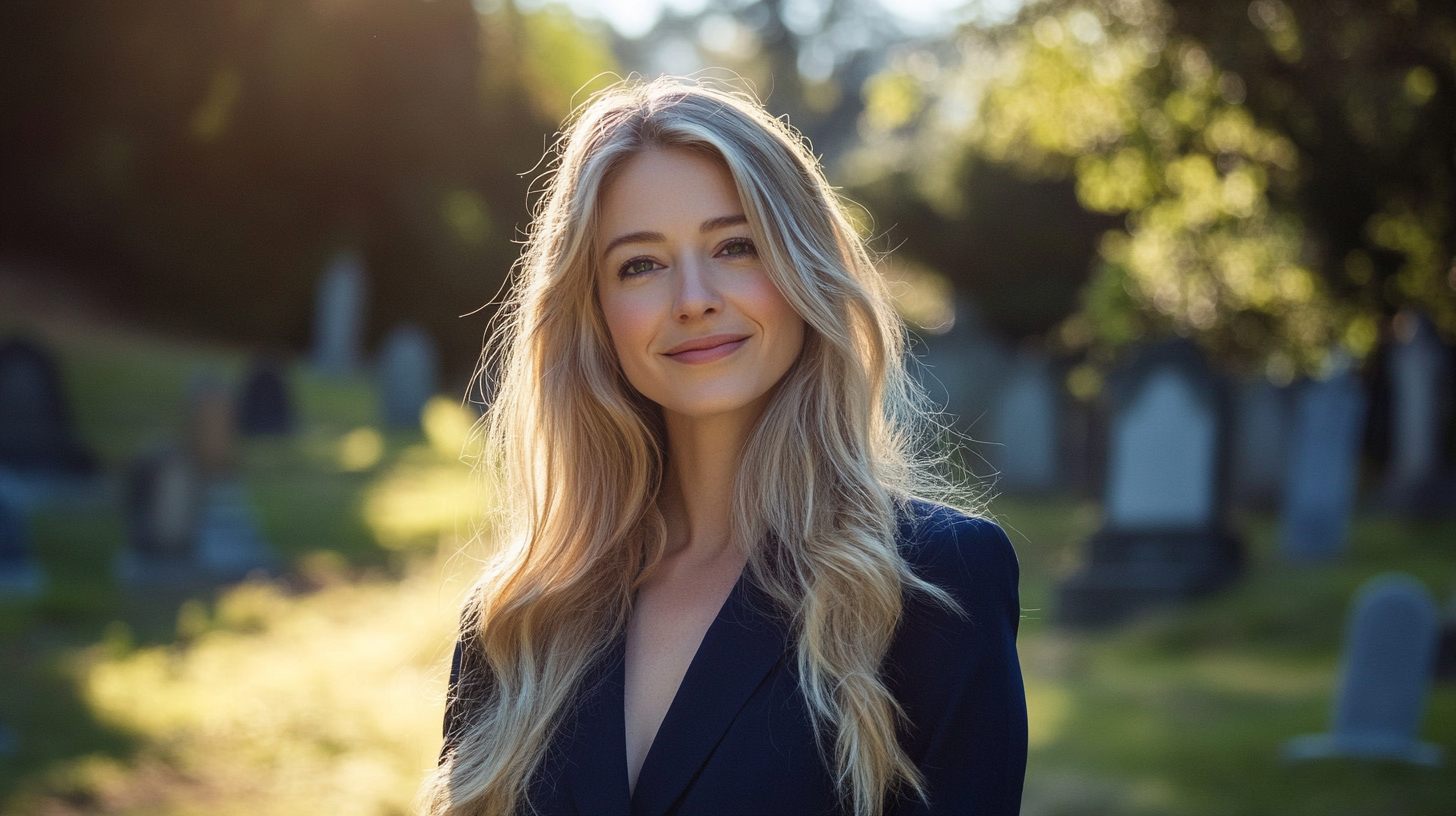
[422,77,955,816]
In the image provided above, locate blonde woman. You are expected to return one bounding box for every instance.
[426,78,1026,816]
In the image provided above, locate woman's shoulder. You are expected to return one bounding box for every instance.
[894,498,1019,596]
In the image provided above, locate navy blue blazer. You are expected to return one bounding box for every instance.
[442,500,1026,815]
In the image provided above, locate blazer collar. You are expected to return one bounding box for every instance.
[631,572,792,816]
[564,572,792,816]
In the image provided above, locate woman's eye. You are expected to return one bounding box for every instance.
[719,239,756,258]
[619,257,658,278]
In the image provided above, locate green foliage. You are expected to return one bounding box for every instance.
[854,0,1456,376]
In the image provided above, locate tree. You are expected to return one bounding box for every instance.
[852,0,1455,382]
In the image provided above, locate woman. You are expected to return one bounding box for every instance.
[424,78,1026,816]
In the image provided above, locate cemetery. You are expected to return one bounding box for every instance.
[0,285,1451,814]
[2,0,1455,813]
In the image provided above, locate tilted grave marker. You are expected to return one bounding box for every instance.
[1283,573,1442,766]
[188,374,236,476]
[1057,341,1242,626]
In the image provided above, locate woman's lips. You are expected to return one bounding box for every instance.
[663,334,749,364]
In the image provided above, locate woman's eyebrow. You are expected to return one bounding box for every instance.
[602,215,747,258]
[701,214,747,232]
[602,230,664,257]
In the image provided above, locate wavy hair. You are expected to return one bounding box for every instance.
[421,77,955,816]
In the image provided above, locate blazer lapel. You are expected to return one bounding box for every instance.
[631,574,792,816]
[561,638,633,815]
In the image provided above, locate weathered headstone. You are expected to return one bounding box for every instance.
[0,337,95,476]
[0,491,45,598]
[990,353,1060,493]
[1280,366,1367,561]
[188,374,236,476]
[1057,341,1242,626]
[1232,378,1293,508]
[1380,312,1453,515]
[116,448,204,585]
[378,323,440,430]
[311,251,368,376]
[1283,573,1443,766]
[237,356,294,437]
[196,480,275,579]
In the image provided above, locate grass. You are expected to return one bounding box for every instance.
[1,313,1454,814]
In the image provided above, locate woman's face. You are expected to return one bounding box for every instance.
[595,148,806,421]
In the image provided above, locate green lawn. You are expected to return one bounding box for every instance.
[1,317,1453,814]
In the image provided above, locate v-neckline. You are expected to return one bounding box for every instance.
[623,570,792,815]
[626,566,749,796]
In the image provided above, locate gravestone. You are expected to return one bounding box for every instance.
[188,374,235,476]
[311,251,368,376]
[1283,573,1443,765]
[911,300,1010,472]
[1380,312,1453,515]
[1280,366,1367,561]
[1057,341,1242,626]
[0,491,45,598]
[990,353,1060,493]
[0,337,95,476]
[378,323,440,430]
[196,480,275,579]
[116,448,204,585]
[237,356,293,436]
[1232,378,1293,508]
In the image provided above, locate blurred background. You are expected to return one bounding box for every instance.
[0,0,1454,813]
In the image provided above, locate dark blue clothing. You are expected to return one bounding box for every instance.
[443,500,1026,815]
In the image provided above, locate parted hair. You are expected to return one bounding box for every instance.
[419,76,955,816]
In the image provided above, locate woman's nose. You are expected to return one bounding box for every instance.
[674,254,723,321]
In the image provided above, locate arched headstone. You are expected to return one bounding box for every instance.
[237,356,294,436]
[311,251,368,376]
[1057,341,1242,626]
[0,337,95,476]
[1280,367,1366,561]
[990,353,1060,493]
[1283,573,1442,765]
[378,323,440,430]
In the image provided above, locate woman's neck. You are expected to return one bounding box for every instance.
[658,397,766,560]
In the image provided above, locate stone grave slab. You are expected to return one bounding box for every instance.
[0,489,45,598]
[990,353,1060,493]
[0,336,95,476]
[1380,312,1454,515]
[188,374,236,476]
[378,323,440,430]
[1057,341,1242,626]
[311,251,367,376]
[1232,378,1292,508]
[1280,367,1366,561]
[115,448,205,586]
[237,356,294,436]
[1283,573,1442,765]
[196,479,276,579]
